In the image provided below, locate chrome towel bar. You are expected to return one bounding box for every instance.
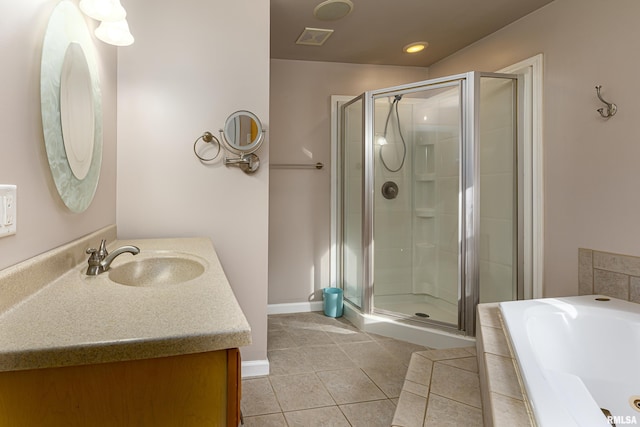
[271,162,324,170]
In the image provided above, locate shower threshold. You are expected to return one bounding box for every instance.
[343,302,474,349]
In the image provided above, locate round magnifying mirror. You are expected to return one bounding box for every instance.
[221,110,264,154]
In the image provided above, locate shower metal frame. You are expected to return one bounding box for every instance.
[340,71,523,336]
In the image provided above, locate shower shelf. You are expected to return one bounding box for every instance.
[415,242,435,249]
[415,173,436,182]
[415,208,435,218]
[415,140,436,147]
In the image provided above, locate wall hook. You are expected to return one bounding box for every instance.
[595,85,617,118]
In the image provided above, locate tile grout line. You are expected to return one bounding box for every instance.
[422,354,436,426]
[252,313,431,425]
[428,390,483,410]
[266,375,285,416]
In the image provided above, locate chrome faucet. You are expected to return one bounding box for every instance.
[85,239,140,276]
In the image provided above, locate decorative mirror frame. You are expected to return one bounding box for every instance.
[41,1,102,213]
[219,110,265,155]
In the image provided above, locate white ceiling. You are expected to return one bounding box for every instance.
[271,0,554,67]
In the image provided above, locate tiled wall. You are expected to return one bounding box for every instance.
[578,248,640,303]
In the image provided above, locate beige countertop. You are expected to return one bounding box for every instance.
[0,228,251,372]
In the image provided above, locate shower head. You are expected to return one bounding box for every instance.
[394,94,403,102]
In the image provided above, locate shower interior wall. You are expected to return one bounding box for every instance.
[372,78,516,322]
[373,91,461,322]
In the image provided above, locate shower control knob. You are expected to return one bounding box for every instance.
[382,181,399,200]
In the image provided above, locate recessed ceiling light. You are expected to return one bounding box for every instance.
[314,0,354,21]
[403,41,429,54]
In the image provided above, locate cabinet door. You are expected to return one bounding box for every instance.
[0,350,236,427]
[227,348,241,427]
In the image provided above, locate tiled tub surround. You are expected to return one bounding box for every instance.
[391,347,483,427]
[476,304,534,427]
[579,248,640,302]
[0,226,251,371]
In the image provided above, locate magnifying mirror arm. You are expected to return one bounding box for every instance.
[223,153,260,174]
[219,129,266,156]
[224,156,249,166]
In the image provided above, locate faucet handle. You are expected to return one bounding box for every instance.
[85,247,103,275]
[98,239,108,257]
[86,247,101,266]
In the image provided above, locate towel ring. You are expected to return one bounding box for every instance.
[193,131,221,162]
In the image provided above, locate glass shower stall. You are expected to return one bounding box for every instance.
[337,72,522,335]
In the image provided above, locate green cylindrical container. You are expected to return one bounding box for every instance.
[322,287,343,318]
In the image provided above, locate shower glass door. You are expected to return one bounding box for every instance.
[372,82,462,327]
[478,75,520,303]
[335,72,521,336]
[339,95,364,309]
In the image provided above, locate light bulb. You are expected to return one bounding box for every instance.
[403,41,429,54]
[95,19,134,46]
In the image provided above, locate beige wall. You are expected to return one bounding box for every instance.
[0,0,117,271]
[116,0,270,363]
[428,0,640,297]
[269,59,428,304]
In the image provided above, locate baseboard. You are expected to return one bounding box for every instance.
[241,359,270,378]
[267,301,323,315]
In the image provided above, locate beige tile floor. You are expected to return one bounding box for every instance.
[393,349,483,427]
[241,312,483,426]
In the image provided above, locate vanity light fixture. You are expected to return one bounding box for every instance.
[403,41,429,54]
[95,19,134,46]
[79,0,126,22]
[79,0,134,46]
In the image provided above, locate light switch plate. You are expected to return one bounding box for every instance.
[0,185,17,237]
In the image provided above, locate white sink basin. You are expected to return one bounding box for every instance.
[108,256,205,287]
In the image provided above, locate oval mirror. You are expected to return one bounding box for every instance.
[41,1,102,213]
[221,110,264,154]
[60,42,95,180]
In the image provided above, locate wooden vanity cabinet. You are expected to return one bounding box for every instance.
[0,348,242,427]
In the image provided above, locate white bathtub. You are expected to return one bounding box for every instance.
[499,295,640,427]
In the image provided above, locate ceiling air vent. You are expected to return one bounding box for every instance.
[296,27,334,46]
